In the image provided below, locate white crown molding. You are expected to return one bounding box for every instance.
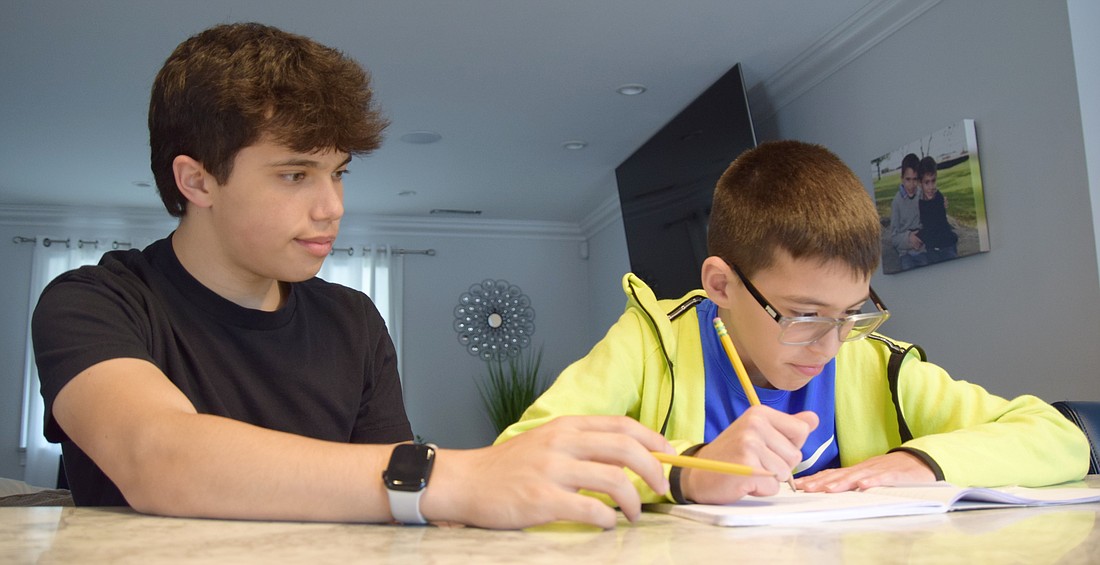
[748,0,942,122]
[0,204,583,241]
[339,213,584,241]
[0,204,178,231]
[578,194,622,239]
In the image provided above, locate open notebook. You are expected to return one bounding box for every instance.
[647,482,1100,527]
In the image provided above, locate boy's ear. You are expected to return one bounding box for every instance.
[172,155,214,209]
[700,256,737,307]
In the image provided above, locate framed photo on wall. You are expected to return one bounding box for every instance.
[872,119,990,275]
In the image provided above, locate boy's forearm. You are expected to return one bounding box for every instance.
[893,362,1090,487]
[119,412,399,522]
[890,228,913,251]
[54,358,401,523]
[903,402,1090,487]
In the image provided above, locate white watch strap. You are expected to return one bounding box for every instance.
[387,487,427,524]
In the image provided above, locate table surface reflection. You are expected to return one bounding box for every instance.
[4,478,1099,564]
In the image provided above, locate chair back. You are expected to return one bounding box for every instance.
[1052,400,1100,474]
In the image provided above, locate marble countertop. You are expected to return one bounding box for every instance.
[4,485,1099,564]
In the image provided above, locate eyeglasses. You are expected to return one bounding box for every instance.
[729,263,890,345]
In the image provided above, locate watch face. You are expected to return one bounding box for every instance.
[384,444,435,492]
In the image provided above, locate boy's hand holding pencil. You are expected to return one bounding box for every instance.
[675,406,817,504]
[664,318,816,503]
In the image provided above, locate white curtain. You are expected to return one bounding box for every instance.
[20,237,113,488]
[316,244,405,378]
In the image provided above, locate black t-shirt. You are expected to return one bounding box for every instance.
[32,237,413,506]
[917,192,958,249]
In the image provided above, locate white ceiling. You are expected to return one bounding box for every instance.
[0,1,873,223]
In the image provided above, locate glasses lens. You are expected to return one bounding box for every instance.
[778,319,835,345]
[779,313,889,345]
[842,314,888,342]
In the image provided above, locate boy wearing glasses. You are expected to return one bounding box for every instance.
[497,140,1087,506]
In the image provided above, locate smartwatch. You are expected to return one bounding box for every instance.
[383,443,436,524]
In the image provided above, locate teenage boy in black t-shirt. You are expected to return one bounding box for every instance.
[32,22,671,529]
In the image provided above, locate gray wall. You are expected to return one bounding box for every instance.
[759,0,1099,401]
[583,196,633,347]
[375,225,594,448]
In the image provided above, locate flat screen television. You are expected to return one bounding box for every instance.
[615,63,757,299]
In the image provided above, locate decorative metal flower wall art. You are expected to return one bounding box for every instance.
[453,279,535,360]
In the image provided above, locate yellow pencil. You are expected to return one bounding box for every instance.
[713,317,759,405]
[712,317,799,492]
[652,452,774,477]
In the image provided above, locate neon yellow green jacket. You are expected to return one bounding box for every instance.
[497,274,1090,503]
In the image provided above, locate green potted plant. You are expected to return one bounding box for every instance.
[475,345,546,435]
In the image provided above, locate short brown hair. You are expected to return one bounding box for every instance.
[707,140,881,278]
[149,23,388,217]
[901,153,920,176]
[918,155,938,180]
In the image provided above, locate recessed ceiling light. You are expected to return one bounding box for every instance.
[616,83,647,96]
[430,208,482,216]
[562,140,588,150]
[400,130,442,144]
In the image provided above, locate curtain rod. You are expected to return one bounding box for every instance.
[329,246,436,257]
[13,236,435,257]
[11,236,132,249]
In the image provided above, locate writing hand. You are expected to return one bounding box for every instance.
[422,415,672,529]
[682,406,817,504]
[795,451,935,492]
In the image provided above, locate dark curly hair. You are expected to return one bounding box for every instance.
[149,22,388,217]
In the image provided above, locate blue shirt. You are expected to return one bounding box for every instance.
[697,299,839,476]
